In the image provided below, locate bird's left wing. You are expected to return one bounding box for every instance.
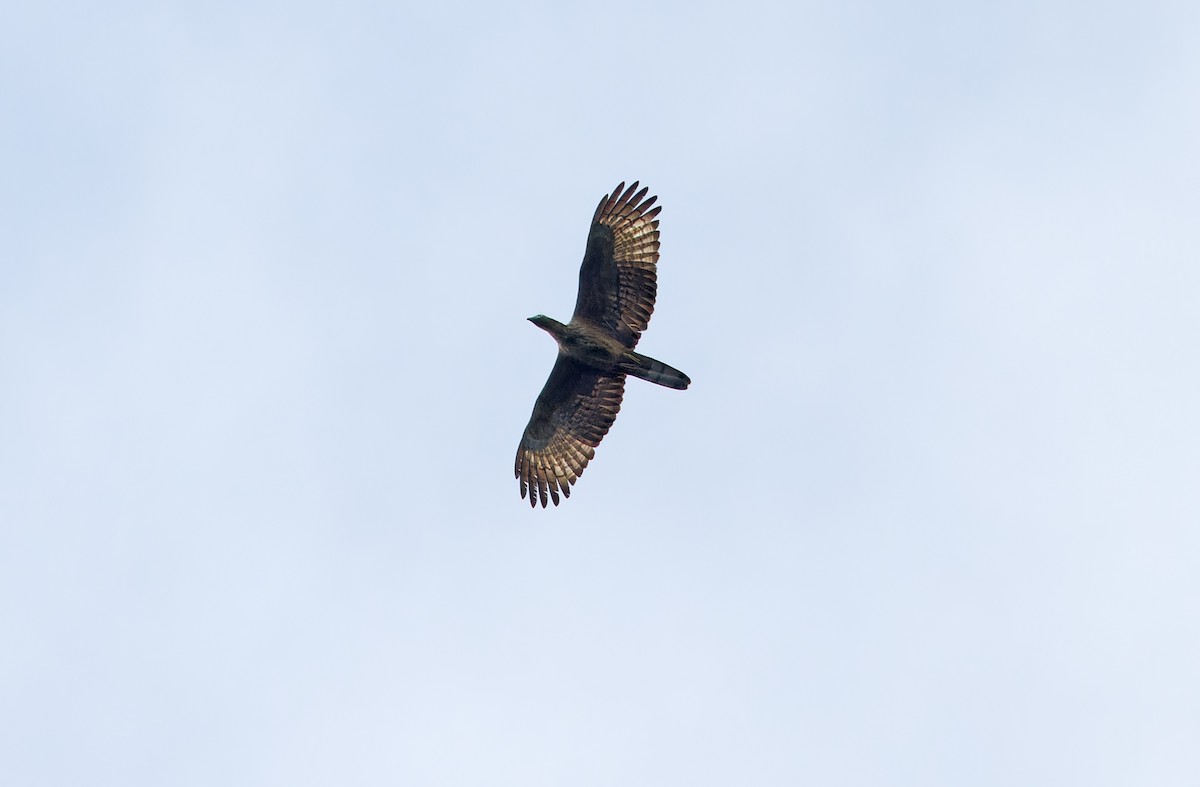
[515,356,626,507]
[572,182,662,347]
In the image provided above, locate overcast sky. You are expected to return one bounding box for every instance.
[3,1,1199,785]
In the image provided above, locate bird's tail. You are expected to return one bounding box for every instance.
[620,351,691,390]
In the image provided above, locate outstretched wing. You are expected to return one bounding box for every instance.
[572,181,662,347]
[515,356,626,508]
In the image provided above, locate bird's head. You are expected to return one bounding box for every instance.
[528,314,564,336]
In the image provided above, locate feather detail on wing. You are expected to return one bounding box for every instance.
[515,357,626,508]
[572,181,662,347]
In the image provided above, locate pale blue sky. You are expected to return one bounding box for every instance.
[3,1,1199,785]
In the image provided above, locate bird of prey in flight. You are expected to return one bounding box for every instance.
[515,181,690,508]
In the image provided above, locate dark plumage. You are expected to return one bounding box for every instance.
[515,182,690,507]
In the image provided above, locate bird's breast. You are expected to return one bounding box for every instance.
[561,322,623,370]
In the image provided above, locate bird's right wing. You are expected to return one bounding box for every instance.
[515,356,626,507]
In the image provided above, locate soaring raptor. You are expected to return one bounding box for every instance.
[515,182,690,507]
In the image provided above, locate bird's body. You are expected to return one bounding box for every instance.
[528,315,626,371]
[527,314,689,389]
[516,182,690,507]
